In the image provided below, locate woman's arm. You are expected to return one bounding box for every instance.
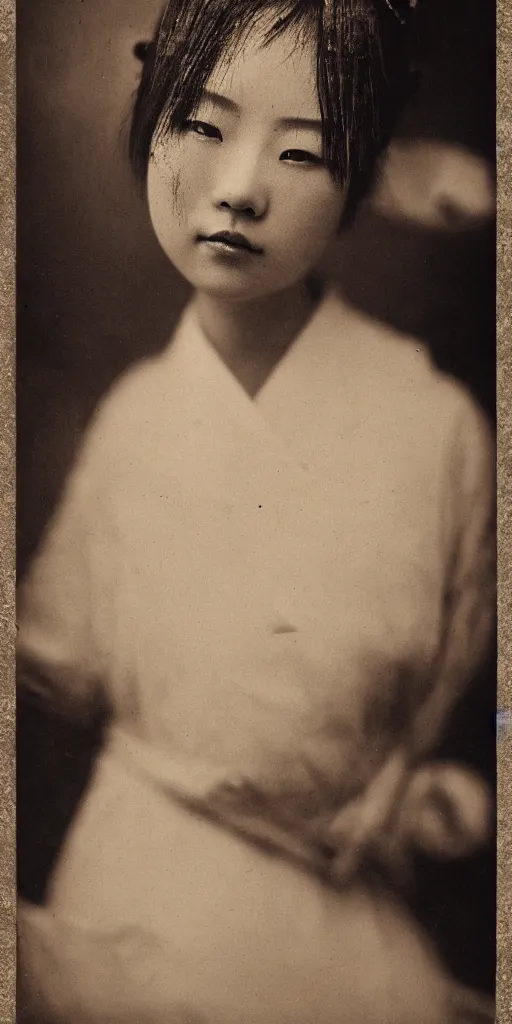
[17,406,115,721]
[327,390,496,881]
[411,392,496,757]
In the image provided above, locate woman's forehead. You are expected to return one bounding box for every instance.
[206,25,320,121]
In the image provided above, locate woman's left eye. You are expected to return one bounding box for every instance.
[280,149,323,165]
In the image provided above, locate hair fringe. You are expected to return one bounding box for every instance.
[129,0,413,222]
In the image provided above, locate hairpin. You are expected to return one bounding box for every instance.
[384,0,418,25]
[322,0,337,53]
[323,0,418,44]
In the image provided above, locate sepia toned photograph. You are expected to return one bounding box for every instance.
[16,1,496,1021]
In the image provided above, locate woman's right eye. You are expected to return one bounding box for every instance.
[184,120,222,141]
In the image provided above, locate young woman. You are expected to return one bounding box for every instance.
[17,1,495,1021]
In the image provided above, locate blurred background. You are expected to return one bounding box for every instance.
[17,0,496,997]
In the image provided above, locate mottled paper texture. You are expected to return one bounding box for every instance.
[2,3,508,1023]
[498,1,511,1020]
[0,0,15,1021]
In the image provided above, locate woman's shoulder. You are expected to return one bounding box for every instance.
[330,290,491,439]
[81,348,176,460]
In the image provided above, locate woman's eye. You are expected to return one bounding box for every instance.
[280,149,323,166]
[184,120,222,141]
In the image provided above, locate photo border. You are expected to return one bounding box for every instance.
[0,0,16,1020]
[497,1,511,1021]
[1,2,509,1021]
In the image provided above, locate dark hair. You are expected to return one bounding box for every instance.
[129,0,414,223]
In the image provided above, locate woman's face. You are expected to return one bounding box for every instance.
[147,24,346,301]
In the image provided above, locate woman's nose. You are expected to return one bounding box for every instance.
[213,152,268,220]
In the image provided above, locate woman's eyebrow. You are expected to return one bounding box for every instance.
[201,90,322,132]
[202,90,240,114]
[277,117,323,132]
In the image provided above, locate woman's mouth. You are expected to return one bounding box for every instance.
[197,231,264,255]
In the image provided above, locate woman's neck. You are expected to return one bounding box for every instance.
[194,281,316,396]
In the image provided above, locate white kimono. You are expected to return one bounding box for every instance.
[17,286,495,1023]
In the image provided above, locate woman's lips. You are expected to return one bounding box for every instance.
[197,231,263,255]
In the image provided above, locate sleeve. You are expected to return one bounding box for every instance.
[17,406,116,720]
[326,391,496,881]
[410,391,496,756]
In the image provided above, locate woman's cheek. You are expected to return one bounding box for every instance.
[293,176,345,227]
[287,195,343,262]
[313,182,347,231]
[148,168,183,256]
[149,152,190,232]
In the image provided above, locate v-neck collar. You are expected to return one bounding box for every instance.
[183,282,340,407]
[164,281,364,478]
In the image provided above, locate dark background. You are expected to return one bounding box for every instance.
[17,0,496,997]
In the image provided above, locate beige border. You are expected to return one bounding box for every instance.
[1,4,506,1024]
[0,0,15,1019]
[498,0,511,1020]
